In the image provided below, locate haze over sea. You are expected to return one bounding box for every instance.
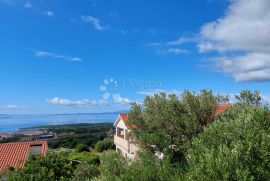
[0,113,118,132]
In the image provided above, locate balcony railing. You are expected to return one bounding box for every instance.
[114,135,129,151]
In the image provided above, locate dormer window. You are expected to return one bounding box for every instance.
[29,145,42,156]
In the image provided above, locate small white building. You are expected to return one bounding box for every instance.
[113,113,139,160]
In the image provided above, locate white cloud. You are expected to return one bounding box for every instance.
[23,2,31,8]
[166,48,190,54]
[35,50,82,62]
[4,105,25,109]
[262,95,270,104]
[138,89,182,96]
[166,36,199,46]
[47,97,108,107]
[146,43,162,47]
[44,11,54,17]
[147,37,190,55]
[111,93,142,105]
[154,47,189,55]
[146,42,189,55]
[81,16,107,31]
[213,53,270,82]
[198,0,270,82]
[112,94,132,104]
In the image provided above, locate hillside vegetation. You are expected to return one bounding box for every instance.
[5,90,270,181]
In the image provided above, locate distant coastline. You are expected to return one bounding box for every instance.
[0,112,121,132]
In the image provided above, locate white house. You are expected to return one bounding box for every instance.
[113,113,139,160]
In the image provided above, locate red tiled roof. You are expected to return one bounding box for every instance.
[120,113,128,122]
[119,113,131,128]
[0,141,48,172]
[214,104,231,116]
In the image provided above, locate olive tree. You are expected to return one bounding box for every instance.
[127,89,217,164]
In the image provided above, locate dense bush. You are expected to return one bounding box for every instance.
[48,133,106,149]
[99,150,127,178]
[7,153,74,181]
[184,105,270,180]
[128,90,217,164]
[68,152,100,165]
[76,143,89,153]
[120,151,178,181]
[95,138,115,152]
[72,163,100,181]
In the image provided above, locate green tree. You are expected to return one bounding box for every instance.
[7,153,74,181]
[235,90,262,106]
[215,93,229,104]
[95,138,115,152]
[127,90,217,164]
[184,105,270,180]
[76,143,89,153]
[72,163,100,181]
[99,150,127,177]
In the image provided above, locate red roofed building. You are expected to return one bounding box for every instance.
[114,104,231,160]
[214,104,231,116]
[114,113,139,160]
[0,141,48,172]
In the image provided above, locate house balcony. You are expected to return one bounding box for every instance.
[114,135,129,152]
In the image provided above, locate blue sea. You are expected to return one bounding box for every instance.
[0,113,118,132]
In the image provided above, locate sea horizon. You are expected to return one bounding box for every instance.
[0,112,120,132]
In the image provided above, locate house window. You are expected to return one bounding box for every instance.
[116,127,124,138]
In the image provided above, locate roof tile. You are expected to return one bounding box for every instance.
[0,141,48,172]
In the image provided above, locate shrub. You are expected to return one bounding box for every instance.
[76,143,89,153]
[68,152,100,165]
[184,105,270,180]
[95,138,115,152]
[120,151,177,181]
[128,90,217,164]
[7,153,74,181]
[99,150,127,177]
[72,163,100,181]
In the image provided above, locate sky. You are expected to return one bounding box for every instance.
[0,0,270,114]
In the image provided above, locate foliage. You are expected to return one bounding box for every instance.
[49,133,105,149]
[68,152,100,165]
[0,135,24,143]
[6,90,270,181]
[99,150,127,177]
[76,143,89,153]
[95,138,115,152]
[72,163,100,181]
[215,93,229,104]
[184,105,270,180]
[7,153,74,181]
[127,90,217,164]
[46,123,112,149]
[37,123,112,134]
[235,90,262,106]
[120,151,177,181]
